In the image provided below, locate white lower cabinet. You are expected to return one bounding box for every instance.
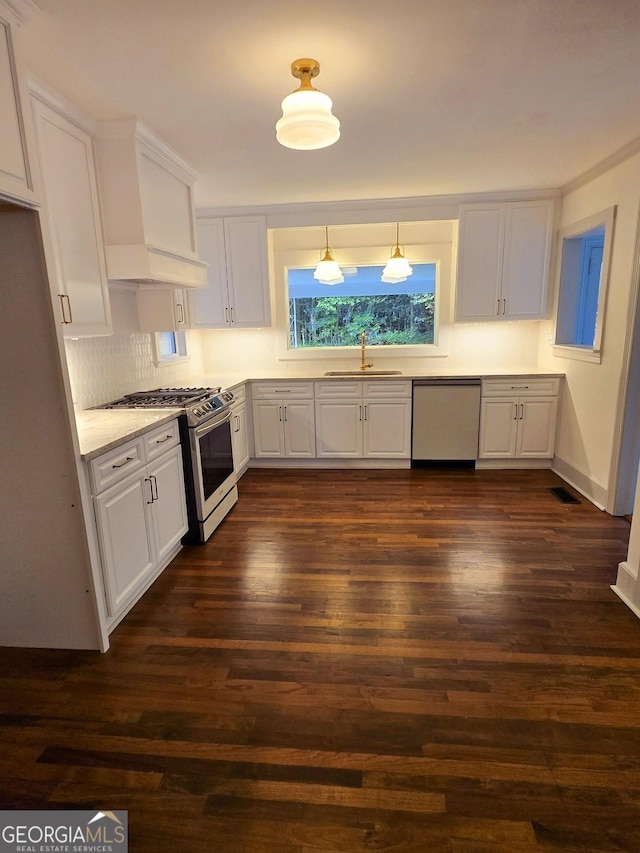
[478,378,560,461]
[314,380,412,459]
[251,381,316,458]
[90,421,187,622]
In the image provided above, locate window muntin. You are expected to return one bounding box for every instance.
[287,263,436,349]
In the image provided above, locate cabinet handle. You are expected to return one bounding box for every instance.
[274,389,292,393]
[176,302,185,324]
[502,298,506,315]
[278,406,283,422]
[511,385,529,391]
[112,456,134,469]
[151,475,158,501]
[496,299,501,317]
[363,405,367,421]
[145,476,154,504]
[59,293,73,324]
[283,406,288,422]
[513,404,518,420]
[519,403,524,420]
[155,434,172,444]
[359,405,362,421]
[230,306,234,323]
[225,306,229,323]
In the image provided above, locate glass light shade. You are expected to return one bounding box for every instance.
[314,258,344,285]
[382,254,413,281]
[381,274,407,284]
[276,89,340,150]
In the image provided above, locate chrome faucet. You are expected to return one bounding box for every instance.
[360,332,374,371]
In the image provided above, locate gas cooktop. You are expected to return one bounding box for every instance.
[94,386,235,426]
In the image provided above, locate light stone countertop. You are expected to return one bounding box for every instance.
[76,408,182,460]
[75,368,564,460]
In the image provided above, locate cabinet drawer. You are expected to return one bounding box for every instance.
[89,438,145,494]
[363,380,412,398]
[251,381,314,399]
[314,380,362,399]
[143,419,181,461]
[482,377,561,397]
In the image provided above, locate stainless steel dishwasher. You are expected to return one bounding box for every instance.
[412,378,481,463]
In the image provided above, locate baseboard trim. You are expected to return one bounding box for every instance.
[248,458,411,470]
[551,455,608,511]
[611,583,640,621]
[475,459,552,470]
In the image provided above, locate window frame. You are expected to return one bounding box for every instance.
[273,242,452,362]
[552,206,616,364]
[152,330,189,366]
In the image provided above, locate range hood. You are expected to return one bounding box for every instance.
[95,117,207,288]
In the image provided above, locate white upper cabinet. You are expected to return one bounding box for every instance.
[455,200,554,322]
[31,94,112,337]
[94,118,207,288]
[190,216,271,328]
[0,5,36,205]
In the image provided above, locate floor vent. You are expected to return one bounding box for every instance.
[549,486,581,504]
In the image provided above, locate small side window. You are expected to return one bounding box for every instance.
[553,206,615,362]
[153,331,188,365]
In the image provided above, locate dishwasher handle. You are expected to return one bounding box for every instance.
[413,378,481,387]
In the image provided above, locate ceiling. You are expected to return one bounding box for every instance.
[17,0,640,209]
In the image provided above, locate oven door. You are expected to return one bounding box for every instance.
[189,409,236,522]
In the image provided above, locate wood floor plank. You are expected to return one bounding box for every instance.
[0,467,637,851]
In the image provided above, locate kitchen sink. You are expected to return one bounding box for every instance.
[324,370,402,376]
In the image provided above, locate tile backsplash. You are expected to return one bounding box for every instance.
[65,330,204,410]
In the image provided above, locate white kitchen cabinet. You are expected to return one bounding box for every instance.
[0,6,36,205]
[190,216,271,328]
[137,287,188,332]
[252,381,315,458]
[478,377,560,461]
[31,95,112,337]
[94,117,207,288]
[90,421,188,622]
[455,200,554,323]
[230,385,250,474]
[314,380,412,459]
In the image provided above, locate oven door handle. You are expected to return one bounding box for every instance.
[193,409,232,438]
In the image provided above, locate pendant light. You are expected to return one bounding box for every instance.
[276,58,340,151]
[314,227,344,285]
[381,223,413,283]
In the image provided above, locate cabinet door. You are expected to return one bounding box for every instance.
[315,400,363,458]
[33,98,112,337]
[137,287,187,331]
[478,398,518,458]
[0,15,34,204]
[283,400,316,458]
[363,399,412,458]
[224,217,270,328]
[252,400,286,457]
[516,397,558,458]
[94,472,155,617]
[147,445,188,564]
[455,205,504,322]
[190,218,229,328]
[231,402,250,473]
[502,201,553,320]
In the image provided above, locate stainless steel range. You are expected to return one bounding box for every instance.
[96,387,237,543]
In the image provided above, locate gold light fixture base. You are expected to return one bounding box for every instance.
[290,58,320,91]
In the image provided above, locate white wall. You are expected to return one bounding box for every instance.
[538,151,640,508]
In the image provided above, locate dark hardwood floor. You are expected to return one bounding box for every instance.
[1,467,639,852]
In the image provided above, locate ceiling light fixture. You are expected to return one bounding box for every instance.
[276,58,340,150]
[314,227,344,285]
[381,223,413,283]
